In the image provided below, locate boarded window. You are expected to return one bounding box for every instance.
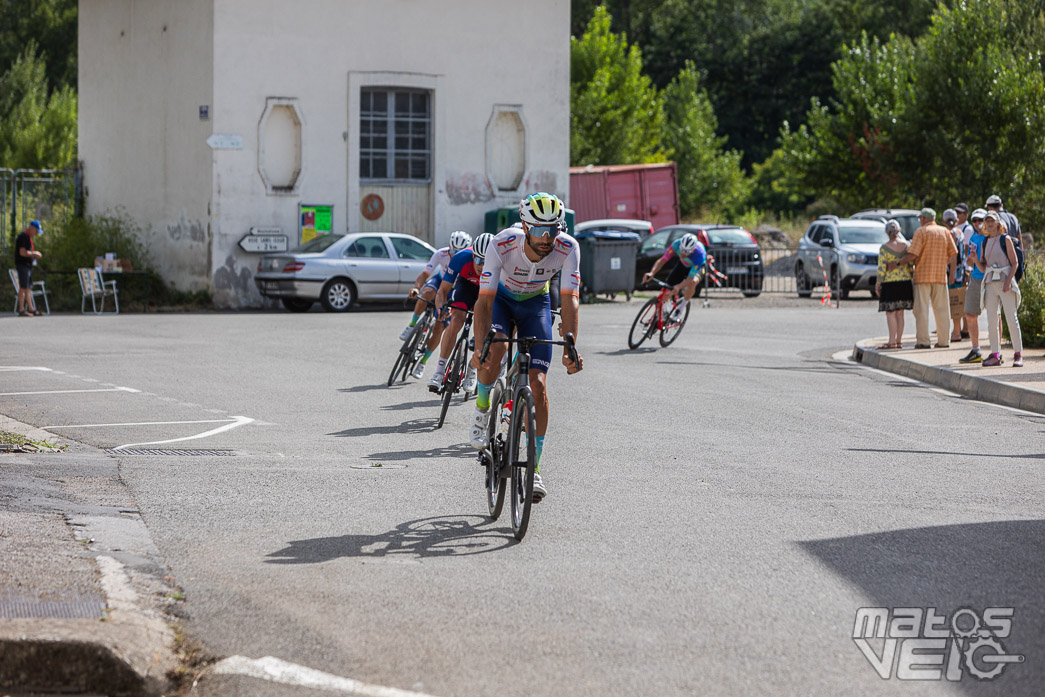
[486,109,525,191]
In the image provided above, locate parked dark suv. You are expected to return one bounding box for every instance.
[636,224,763,297]
[795,216,888,299]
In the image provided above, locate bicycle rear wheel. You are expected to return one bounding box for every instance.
[628,298,658,349]
[389,320,423,385]
[485,379,506,520]
[659,297,690,347]
[509,386,536,540]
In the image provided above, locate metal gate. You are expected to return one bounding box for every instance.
[3,168,78,253]
[702,245,842,306]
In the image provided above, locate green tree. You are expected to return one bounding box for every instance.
[0,0,77,93]
[0,43,78,169]
[661,61,747,215]
[570,6,667,165]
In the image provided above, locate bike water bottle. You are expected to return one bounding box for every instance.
[499,400,513,440]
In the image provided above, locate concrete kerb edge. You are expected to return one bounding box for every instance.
[0,414,178,696]
[854,343,1045,415]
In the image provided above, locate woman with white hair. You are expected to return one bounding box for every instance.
[874,219,913,349]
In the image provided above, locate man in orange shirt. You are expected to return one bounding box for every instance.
[887,208,958,348]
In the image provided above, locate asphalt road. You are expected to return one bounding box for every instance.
[1,295,1042,697]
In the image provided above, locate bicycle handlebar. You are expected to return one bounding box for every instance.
[403,294,439,309]
[479,329,579,370]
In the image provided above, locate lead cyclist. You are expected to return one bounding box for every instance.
[470,192,584,502]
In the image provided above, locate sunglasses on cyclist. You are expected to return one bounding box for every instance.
[527,224,562,239]
[473,254,485,265]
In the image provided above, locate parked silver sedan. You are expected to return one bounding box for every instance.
[255,232,437,312]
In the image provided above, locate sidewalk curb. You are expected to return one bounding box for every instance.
[0,416,178,696]
[852,343,1045,415]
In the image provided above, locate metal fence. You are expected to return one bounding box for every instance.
[3,168,79,254]
[703,245,842,306]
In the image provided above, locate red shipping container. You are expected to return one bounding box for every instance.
[568,163,679,231]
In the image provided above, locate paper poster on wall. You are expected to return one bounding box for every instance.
[300,204,334,244]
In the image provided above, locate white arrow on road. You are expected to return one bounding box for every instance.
[112,415,254,451]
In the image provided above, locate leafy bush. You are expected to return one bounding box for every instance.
[1017,254,1045,348]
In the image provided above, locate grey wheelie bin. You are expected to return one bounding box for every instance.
[574,229,641,304]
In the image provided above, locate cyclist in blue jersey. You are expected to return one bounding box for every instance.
[642,233,707,320]
[469,193,583,503]
[426,233,494,393]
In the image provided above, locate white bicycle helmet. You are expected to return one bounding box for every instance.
[678,233,699,255]
[449,230,472,252]
[472,233,494,262]
[519,192,565,227]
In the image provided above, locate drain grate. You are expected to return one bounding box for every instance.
[0,600,107,619]
[105,448,237,456]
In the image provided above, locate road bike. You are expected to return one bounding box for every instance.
[433,308,475,429]
[627,277,690,349]
[477,328,578,541]
[388,297,441,386]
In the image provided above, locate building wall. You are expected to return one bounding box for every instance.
[81,0,570,307]
[79,0,215,291]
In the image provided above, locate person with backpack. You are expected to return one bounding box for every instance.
[985,194,1025,283]
[976,211,1023,367]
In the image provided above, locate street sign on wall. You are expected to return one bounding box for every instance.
[239,234,288,253]
[206,134,244,150]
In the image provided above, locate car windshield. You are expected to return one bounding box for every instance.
[291,235,342,254]
[707,228,752,245]
[838,225,888,244]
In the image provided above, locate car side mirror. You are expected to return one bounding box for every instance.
[820,238,834,248]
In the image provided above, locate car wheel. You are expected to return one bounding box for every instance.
[280,298,313,313]
[795,262,812,298]
[321,278,355,312]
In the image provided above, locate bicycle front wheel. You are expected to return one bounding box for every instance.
[628,298,658,349]
[509,386,537,540]
[437,338,466,429]
[389,322,422,385]
[659,297,690,347]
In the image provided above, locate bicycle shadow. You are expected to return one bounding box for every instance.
[328,418,436,438]
[364,443,476,462]
[380,399,438,412]
[339,383,399,394]
[265,515,513,563]
[596,348,658,356]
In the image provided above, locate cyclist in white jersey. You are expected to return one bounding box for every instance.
[399,231,471,341]
[470,192,583,502]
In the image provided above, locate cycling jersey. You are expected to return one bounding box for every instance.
[423,247,454,278]
[660,239,707,278]
[442,249,481,287]
[479,228,582,301]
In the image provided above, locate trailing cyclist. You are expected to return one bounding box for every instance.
[641,233,707,320]
[401,230,472,379]
[426,233,494,394]
[470,192,584,502]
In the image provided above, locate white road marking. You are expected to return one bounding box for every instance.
[112,415,254,450]
[0,386,140,396]
[210,655,438,696]
[0,366,53,372]
[44,418,239,429]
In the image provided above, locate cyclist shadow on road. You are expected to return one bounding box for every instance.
[328,418,435,438]
[265,515,514,563]
[338,383,399,394]
[596,348,659,356]
[364,443,475,462]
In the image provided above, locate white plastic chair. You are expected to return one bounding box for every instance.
[9,268,50,315]
[78,268,119,315]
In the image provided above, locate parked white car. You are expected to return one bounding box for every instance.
[255,233,436,312]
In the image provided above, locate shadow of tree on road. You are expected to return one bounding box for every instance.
[265,515,513,562]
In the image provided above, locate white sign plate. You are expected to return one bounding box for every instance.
[206,134,244,150]
[238,234,288,253]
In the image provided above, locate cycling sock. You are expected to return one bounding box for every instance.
[422,349,433,364]
[409,313,420,327]
[434,357,447,375]
[535,435,545,468]
[476,381,493,410]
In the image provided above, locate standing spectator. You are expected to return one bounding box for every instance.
[985,194,1021,243]
[887,208,958,348]
[953,202,974,339]
[960,209,988,363]
[942,208,965,342]
[976,211,1023,367]
[874,220,912,349]
[14,220,44,317]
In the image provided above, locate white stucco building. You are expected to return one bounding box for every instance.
[78,0,570,307]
